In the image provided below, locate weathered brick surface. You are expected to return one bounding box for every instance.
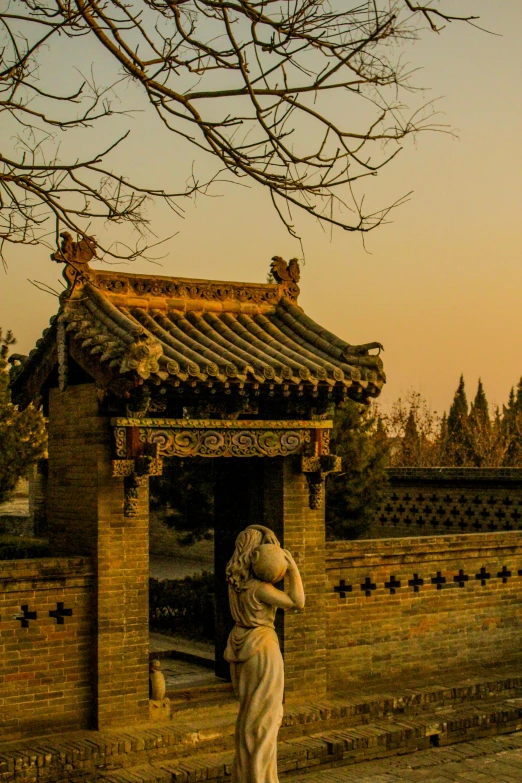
[264,458,327,698]
[0,556,94,741]
[325,531,522,688]
[47,384,149,729]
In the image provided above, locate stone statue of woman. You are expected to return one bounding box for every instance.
[225,525,305,783]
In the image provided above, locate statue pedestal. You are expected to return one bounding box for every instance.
[149,698,171,722]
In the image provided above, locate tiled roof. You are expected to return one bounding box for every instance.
[10,256,385,402]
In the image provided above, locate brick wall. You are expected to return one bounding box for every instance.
[47,384,149,729]
[0,556,94,742]
[368,468,522,538]
[325,531,522,688]
[264,458,327,698]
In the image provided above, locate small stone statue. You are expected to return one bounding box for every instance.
[149,659,170,721]
[225,525,305,783]
[149,659,166,700]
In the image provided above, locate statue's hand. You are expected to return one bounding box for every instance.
[262,531,279,546]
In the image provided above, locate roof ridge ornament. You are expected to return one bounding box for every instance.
[270,256,300,285]
[51,231,97,294]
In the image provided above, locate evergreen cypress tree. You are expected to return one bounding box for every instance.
[0,330,47,504]
[503,378,522,466]
[448,375,468,433]
[470,379,490,428]
[437,411,449,463]
[515,377,522,411]
[446,375,469,465]
[503,387,516,425]
[468,379,491,466]
[325,399,389,540]
[149,458,215,544]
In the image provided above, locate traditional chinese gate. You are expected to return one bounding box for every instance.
[111,416,339,678]
[10,240,384,730]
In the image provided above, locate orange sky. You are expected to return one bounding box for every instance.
[1,1,521,416]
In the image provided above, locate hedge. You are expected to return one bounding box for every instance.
[0,535,50,560]
[149,571,215,642]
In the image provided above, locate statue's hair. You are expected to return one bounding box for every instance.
[226,527,265,592]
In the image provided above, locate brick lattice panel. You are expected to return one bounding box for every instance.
[369,468,522,538]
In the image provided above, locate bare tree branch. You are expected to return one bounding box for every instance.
[1,0,483,262]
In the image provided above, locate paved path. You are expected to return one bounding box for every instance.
[291,732,522,783]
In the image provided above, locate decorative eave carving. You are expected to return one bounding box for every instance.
[111,417,332,460]
[111,417,337,512]
[92,270,299,308]
[52,238,300,309]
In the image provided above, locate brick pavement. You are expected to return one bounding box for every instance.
[289,731,522,783]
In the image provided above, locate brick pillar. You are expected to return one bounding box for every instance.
[47,384,149,728]
[264,458,327,699]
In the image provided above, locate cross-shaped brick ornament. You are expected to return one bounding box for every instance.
[408,573,424,593]
[431,572,446,590]
[334,580,352,599]
[384,575,401,595]
[360,576,377,597]
[14,605,37,628]
[453,569,469,588]
[497,566,512,584]
[475,567,491,586]
[49,602,73,625]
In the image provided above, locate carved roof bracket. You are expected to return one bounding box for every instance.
[112,455,164,517]
[301,454,342,510]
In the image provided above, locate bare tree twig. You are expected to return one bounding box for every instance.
[1,0,483,263]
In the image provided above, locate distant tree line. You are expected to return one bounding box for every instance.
[385,376,522,469]
[326,376,522,539]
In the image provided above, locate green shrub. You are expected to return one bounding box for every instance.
[149,571,215,642]
[0,535,50,560]
[0,329,47,505]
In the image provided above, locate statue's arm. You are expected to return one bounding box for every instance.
[256,551,305,610]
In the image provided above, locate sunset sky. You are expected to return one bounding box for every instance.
[1,1,521,416]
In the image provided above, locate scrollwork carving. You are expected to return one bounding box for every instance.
[145,427,305,458]
[322,430,331,455]
[114,427,127,458]
[90,271,299,305]
[112,459,135,477]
